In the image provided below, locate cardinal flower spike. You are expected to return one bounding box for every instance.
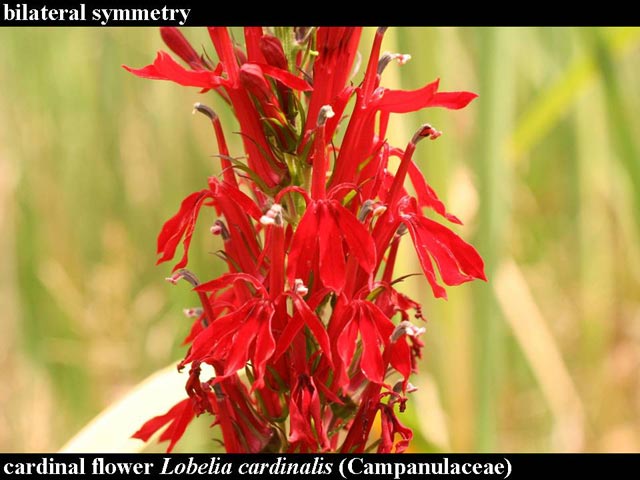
[124,26,485,453]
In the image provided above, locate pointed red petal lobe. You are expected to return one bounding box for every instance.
[273,311,305,360]
[389,338,412,381]
[156,190,210,270]
[132,398,195,453]
[377,78,477,113]
[336,315,359,379]
[414,215,487,284]
[122,62,168,81]
[358,308,385,383]
[251,309,276,389]
[292,294,332,364]
[407,160,462,224]
[318,202,346,292]
[401,217,448,299]
[402,212,487,298]
[427,90,479,110]
[124,52,223,89]
[325,86,355,141]
[366,300,395,339]
[286,202,319,286]
[225,310,260,374]
[331,201,376,274]
[210,178,263,220]
[196,272,265,295]
[375,79,439,113]
[259,64,312,92]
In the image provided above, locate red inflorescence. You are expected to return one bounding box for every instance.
[124,26,485,453]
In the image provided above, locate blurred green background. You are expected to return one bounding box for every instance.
[1,27,639,453]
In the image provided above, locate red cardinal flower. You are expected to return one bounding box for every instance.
[288,373,331,451]
[185,273,278,389]
[125,27,485,454]
[334,299,394,385]
[286,195,376,293]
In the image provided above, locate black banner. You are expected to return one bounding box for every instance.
[0,1,634,26]
[0,454,638,479]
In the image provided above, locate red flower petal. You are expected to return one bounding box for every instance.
[402,212,487,298]
[331,201,376,274]
[365,301,395,339]
[132,398,195,453]
[388,338,412,381]
[251,308,276,389]
[258,63,312,92]
[407,160,462,224]
[358,306,385,383]
[210,178,263,221]
[156,189,210,271]
[183,301,254,365]
[336,305,358,369]
[325,86,355,141]
[224,308,261,373]
[401,216,448,299]
[196,272,266,295]
[318,202,346,292]
[427,90,479,110]
[415,214,486,284]
[273,310,305,361]
[286,202,319,286]
[123,51,223,89]
[292,294,332,364]
[376,78,477,113]
[182,312,206,345]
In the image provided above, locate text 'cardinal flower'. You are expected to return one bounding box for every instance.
[125,26,485,453]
